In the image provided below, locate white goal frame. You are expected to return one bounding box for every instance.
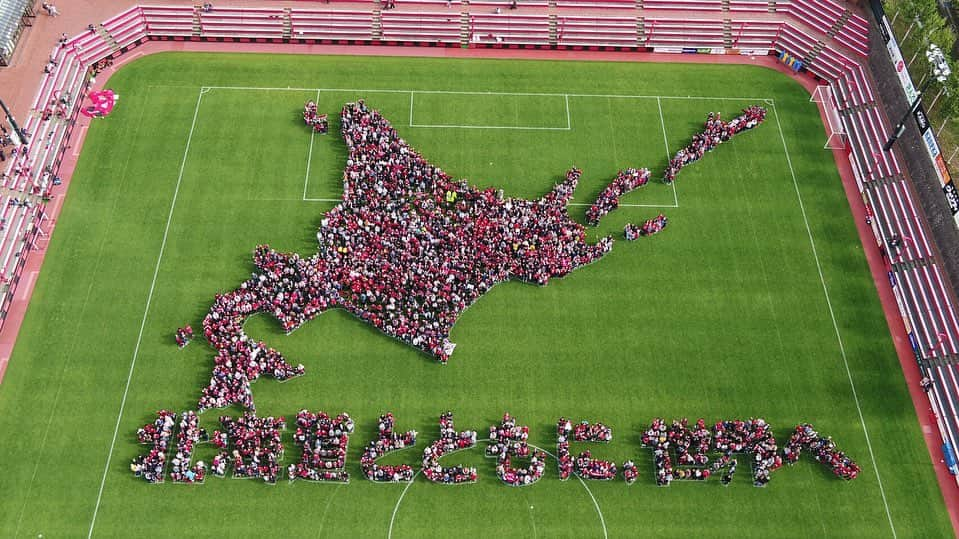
[811,85,847,150]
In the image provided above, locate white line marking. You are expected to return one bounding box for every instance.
[771,102,896,538]
[18,271,37,301]
[409,124,571,131]
[387,469,422,539]
[386,442,606,539]
[656,96,679,207]
[302,197,342,202]
[408,92,569,130]
[568,202,679,208]
[72,126,87,156]
[86,88,205,539]
[202,85,773,103]
[302,88,321,201]
[574,474,608,539]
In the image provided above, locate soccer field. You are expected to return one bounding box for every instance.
[0,52,951,538]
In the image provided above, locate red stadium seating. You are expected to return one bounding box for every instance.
[643,0,723,11]
[644,17,724,47]
[382,11,461,43]
[557,15,637,47]
[141,5,196,36]
[728,19,781,50]
[470,13,549,45]
[291,9,374,40]
[555,0,636,8]
[199,7,286,39]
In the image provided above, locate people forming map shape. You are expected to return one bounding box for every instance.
[194,100,768,412]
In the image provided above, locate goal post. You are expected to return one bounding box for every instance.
[811,85,846,150]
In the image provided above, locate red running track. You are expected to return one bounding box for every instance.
[0,40,955,535]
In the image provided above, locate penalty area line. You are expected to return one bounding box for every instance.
[86,88,205,539]
[771,102,896,539]
[302,88,321,201]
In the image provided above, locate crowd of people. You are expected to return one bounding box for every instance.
[663,106,767,183]
[197,101,617,412]
[642,417,781,487]
[170,411,207,483]
[175,325,194,348]
[488,413,546,486]
[197,245,313,411]
[622,460,639,484]
[212,413,286,483]
[713,419,781,487]
[303,101,329,134]
[361,412,418,482]
[585,168,650,226]
[556,418,617,481]
[557,418,613,442]
[642,418,711,486]
[624,214,668,241]
[783,424,860,480]
[132,409,177,483]
[422,411,478,484]
[288,410,354,482]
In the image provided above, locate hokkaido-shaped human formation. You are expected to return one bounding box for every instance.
[197,101,768,412]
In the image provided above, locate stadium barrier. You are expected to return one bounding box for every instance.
[10,0,959,482]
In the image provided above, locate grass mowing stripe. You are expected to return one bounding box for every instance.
[86,88,205,539]
[12,93,153,539]
[655,96,680,207]
[771,101,897,538]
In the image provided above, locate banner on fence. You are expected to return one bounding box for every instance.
[914,103,931,133]
[653,47,683,53]
[872,0,959,229]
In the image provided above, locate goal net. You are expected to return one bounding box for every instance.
[811,85,846,150]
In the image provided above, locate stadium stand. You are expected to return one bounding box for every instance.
[140,5,195,37]
[381,11,460,43]
[556,15,637,47]
[727,20,781,49]
[728,0,771,13]
[643,0,723,11]
[554,0,636,8]
[644,18,725,48]
[469,13,549,45]
[199,7,286,39]
[291,9,374,41]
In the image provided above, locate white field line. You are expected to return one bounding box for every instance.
[409,124,571,131]
[86,88,205,539]
[302,88,321,201]
[387,469,422,539]
[656,96,680,207]
[408,90,571,130]
[201,85,773,103]
[386,442,606,539]
[568,202,679,208]
[771,102,896,538]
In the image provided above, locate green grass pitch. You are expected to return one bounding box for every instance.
[0,52,951,538]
